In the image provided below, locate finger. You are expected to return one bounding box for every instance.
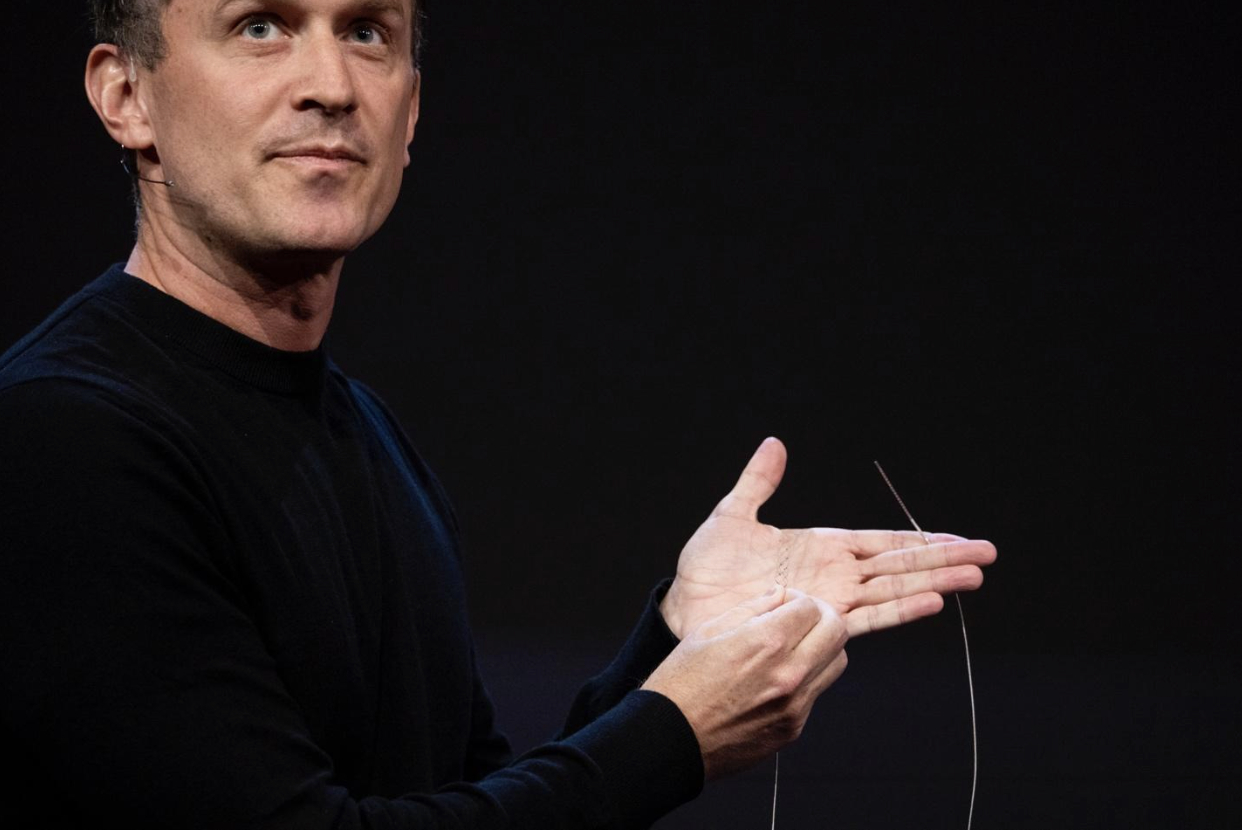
[693,584,789,638]
[843,529,969,557]
[845,592,945,637]
[859,540,997,577]
[786,598,848,675]
[711,437,787,520]
[742,589,822,648]
[854,565,984,606]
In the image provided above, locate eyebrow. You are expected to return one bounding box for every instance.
[357,0,408,18]
[212,0,409,16]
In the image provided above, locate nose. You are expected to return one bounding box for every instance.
[294,28,358,116]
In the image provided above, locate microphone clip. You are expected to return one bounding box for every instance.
[120,145,174,188]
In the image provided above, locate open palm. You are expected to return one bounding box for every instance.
[660,439,996,639]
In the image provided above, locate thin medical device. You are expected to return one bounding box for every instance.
[874,461,978,830]
[768,463,979,830]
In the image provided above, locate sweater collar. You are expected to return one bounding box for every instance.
[96,264,330,396]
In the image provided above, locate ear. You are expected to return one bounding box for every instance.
[404,70,421,168]
[84,44,155,150]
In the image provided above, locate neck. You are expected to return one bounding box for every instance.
[126,216,342,353]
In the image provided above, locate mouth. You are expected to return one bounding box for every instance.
[270,145,367,168]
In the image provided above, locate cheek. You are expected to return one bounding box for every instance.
[368,159,406,222]
[152,92,242,170]
[365,114,414,200]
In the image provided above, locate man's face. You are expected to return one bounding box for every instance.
[139,0,419,265]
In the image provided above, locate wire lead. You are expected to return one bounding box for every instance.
[873,461,978,830]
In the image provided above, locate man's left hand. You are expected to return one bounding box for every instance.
[660,438,997,639]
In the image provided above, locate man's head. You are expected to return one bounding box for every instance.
[85,0,425,273]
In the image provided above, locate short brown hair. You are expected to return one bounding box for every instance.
[89,0,426,69]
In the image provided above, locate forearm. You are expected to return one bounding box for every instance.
[559,580,683,737]
[260,692,699,830]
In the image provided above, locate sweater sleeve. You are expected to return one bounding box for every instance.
[558,581,687,737]
[0,381,701,830]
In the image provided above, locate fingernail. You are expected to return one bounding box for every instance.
[764,585,778,596]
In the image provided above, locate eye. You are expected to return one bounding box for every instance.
[348,22,386,45]
[240,17,279,40]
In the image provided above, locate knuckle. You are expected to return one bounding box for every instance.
[797,594,820,611]
[791,595,821,618]
[770,665,803,699]
[904,547,919,571]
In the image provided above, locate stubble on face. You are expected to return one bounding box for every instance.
[137,0,419,275]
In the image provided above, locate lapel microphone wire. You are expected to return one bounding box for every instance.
[120,145,175,188]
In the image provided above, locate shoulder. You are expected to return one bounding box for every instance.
[341,373,393,421]
[335,371,416,456]
[0,277,215,515]
[0,270,114,369]
[330,368,464,536]
[0,333,202,465]
[0,376,202,498]
[1,266,168,400]
[0,267,226,460]
[0,374,127,423]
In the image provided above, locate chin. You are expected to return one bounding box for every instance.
[267,216,374,258]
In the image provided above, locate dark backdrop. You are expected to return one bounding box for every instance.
[3,2,1237,827]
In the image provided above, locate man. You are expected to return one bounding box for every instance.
[0,1,996,827]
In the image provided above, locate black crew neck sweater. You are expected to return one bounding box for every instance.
[0,265,702,829]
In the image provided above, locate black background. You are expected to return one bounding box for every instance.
[2,2,1238,827]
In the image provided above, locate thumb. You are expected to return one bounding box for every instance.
[711,437,787,520]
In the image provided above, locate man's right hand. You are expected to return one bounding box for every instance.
[641,586,848,780]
